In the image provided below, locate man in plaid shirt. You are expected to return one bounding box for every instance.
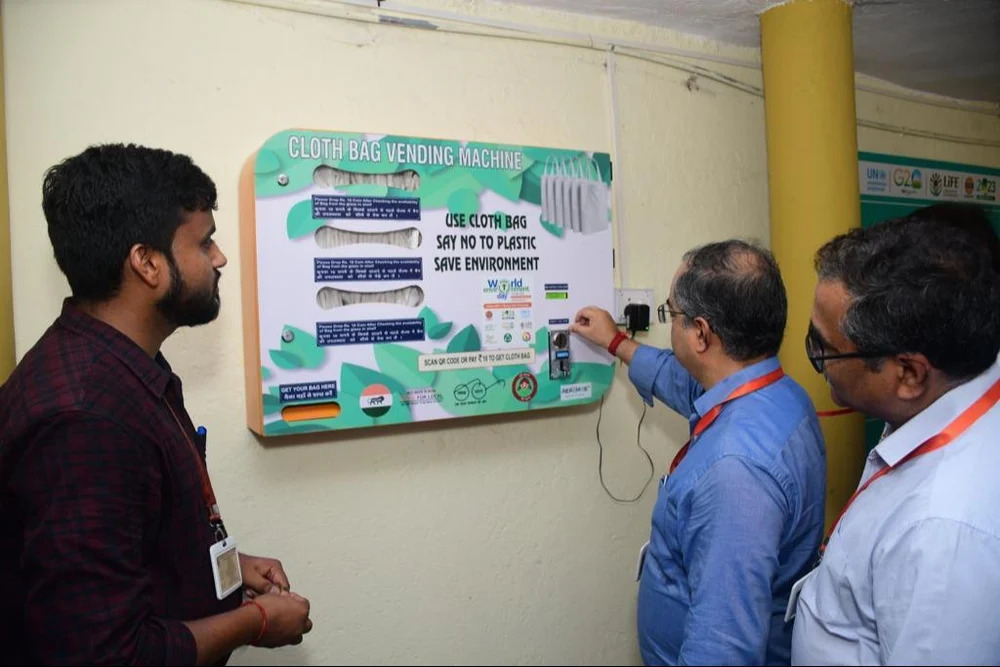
[0,144,313,664]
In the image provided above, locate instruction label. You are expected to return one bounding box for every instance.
[316,318,425,346]
[312,194,421,220]
[314,257,423,282]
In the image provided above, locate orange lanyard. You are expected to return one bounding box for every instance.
[164,399,222,527]
[821,377,1000,555]
[817,407,854,418]
[669,368,786,474]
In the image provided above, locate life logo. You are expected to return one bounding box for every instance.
[929,172,943,197]
[892,168,922,194]
[360,383,392,417]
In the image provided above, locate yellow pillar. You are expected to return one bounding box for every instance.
[0,14,14,383]
[761,0,864,530]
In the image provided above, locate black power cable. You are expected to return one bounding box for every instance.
[595,332,655,503]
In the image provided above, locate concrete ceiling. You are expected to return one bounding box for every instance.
[493,0,1000,103]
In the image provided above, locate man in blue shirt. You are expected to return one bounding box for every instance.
[572,240,826,665]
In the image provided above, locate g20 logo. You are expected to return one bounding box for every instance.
[892,168,922,191]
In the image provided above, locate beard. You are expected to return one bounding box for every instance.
[156,258,221,327]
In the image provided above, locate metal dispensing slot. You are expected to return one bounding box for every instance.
[548,329,571,380]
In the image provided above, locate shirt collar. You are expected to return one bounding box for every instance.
[693,356,782,418]
[56,298,173,398]
[874,354,1000,467]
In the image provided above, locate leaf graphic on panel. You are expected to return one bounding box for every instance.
[255,148,282,175]
[592,153,613,185]
[279,326,326,369]
[418,306,454,340]
[532,327,550,356]
[518,161,545,206]
[471,168,522,202]
[447,188,480,216]
[446,325,481,354]
[530,363,563,404]
[286,200,323,240]
[340,363,407,397]
[540,218,564,238]
[416,168,482,210]
[427,322,454,340]
[418,306,440,329]
[262,392,282,416]
[373,343,437,390]
[269,350,304,370]
[257,159,323,198]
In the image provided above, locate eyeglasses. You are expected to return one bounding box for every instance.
[804,327,894,373]
[657,298,688,324]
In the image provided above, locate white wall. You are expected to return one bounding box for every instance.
[855,78,1000,164]
[3,0,998,664]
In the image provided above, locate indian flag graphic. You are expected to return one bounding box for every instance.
[360,384,392,418]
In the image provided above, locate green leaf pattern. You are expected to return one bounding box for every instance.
[446,325,481,353]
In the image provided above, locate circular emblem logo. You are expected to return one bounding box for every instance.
[360,383,392,417]
[511,372,538,402]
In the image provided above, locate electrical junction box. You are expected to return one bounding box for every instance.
[614,288,655,325]
[240,129,617,436]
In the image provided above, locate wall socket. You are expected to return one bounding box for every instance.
[614,288,655,325]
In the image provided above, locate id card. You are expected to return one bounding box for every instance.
[635,540,650,582]
[209,536,243,600]
[784,566,817,623]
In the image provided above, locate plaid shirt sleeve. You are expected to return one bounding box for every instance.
[14,412,197,665]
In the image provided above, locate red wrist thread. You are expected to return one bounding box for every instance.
[242,599,267,646]
[607,331,628,356]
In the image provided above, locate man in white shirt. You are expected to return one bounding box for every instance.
[791,204,1000,665]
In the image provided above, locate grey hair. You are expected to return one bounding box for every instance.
[672,239,787,361]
